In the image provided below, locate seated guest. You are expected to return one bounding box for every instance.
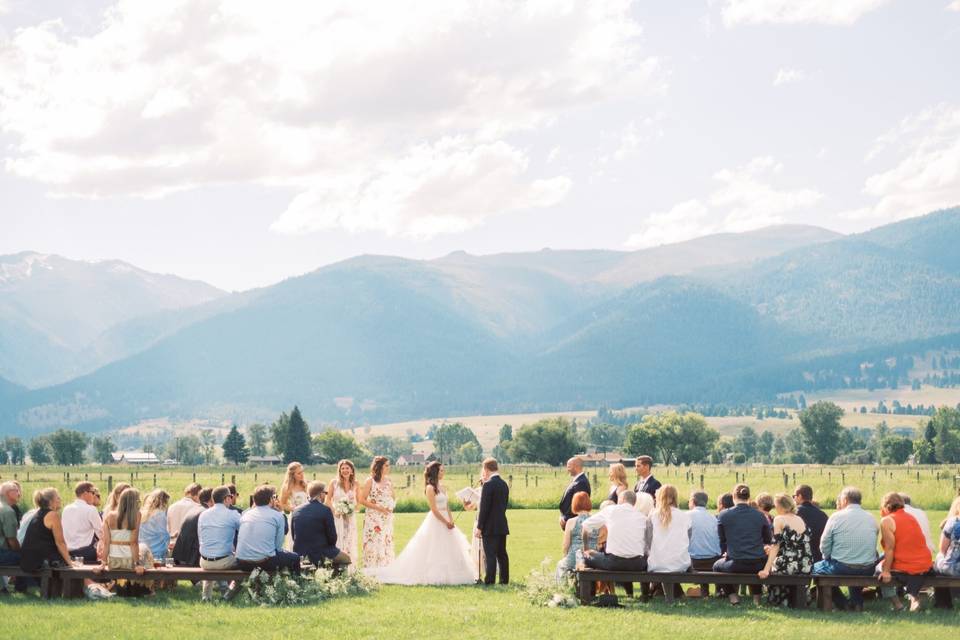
[167,483,204,546]
[648,485,691,573]
[20,488,72,571]
[635,491,654,516]
[61,482,103,564]
[713,484,772,605]
[198,486,242,601]
[757,494,813,606]
[236,485,300,574]
[879,491,933,612]
[606,463,629,504]
[0,481,22,567]
[172,488,213,568]
[813,486,877,611]
[139,489,171,561]
[97,488,153,597]
[935,496,960,576]
[227,484,244,514]
[17,491,42,548]
[556,491,598,582]
[581,490,649,573]
[794,484,828,563]
[718,492,734,513]
[292,482,351,572]
[687,490,722,597]
[755,492,775,524]
[900,493,935,554]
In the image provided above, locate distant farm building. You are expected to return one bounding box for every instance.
[248,455,283,466]
[111,451,160,465]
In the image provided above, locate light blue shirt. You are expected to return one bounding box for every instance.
[139,511,171,560]
[236,506,285,562]
[198,504,241,558]
[688,506,722,559]
[820,504,878,566]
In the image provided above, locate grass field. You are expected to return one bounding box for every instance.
[3,508,958,640]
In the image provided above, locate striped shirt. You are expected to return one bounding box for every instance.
[820,504,878,566]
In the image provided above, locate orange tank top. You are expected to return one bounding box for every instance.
[890,509,932,574]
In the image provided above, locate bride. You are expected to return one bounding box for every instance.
[365,461,476,585]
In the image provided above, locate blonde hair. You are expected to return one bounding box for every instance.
[140,488,170,523]
[655,484,678,527]
[773,493,796,514]
[608,463,628,489]
[281,461,306,501]
[949,496,960,518]
[117,488,141,531]
[106,482,132,514]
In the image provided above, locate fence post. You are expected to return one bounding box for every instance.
[699,474,704,489]
[107,475,113,493]
[153,474,157,488]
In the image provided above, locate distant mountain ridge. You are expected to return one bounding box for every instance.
[2,209,959,436]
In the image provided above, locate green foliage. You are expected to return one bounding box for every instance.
[498,424,513,442]
[283,406,312,464]
[624,412,718,465]
[0,447,6,464]
[5,437,25,465]
[166,434,205,465]
[585,422,624,453]
[524,558,578,608]
[241,566,377,606]
[223,424,250,464]
[799,401,844,464]
[507,418,581,466]
[246,423,269,457]
[48,428,88,465]
[932,406,960,463]
[433,423,480,464]
[27,437,52,465]
[364,435,412,461]
[734,426,759,461]
[90,436,115,464]
[312,430,366,464]
[456,441,483,464]
[879,436,913,464]
[757,431,775,461]
[270,412,290,460]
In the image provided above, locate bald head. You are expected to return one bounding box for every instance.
[566,457,583,476]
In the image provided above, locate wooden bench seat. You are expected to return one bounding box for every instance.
[0,565,54,599]
[814,574,960,611]
[55,566,254,599]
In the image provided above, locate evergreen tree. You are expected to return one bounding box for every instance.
[283,406,312,464]
[222,424,250,464]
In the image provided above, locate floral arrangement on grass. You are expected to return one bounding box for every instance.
[523,558,578,608]
[242,566,378,607]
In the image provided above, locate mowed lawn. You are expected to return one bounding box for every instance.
[3,509,958,640]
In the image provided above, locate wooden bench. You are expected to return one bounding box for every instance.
[0,565,54,599]
[55,566,254,599]
[815,574,960,611]
[576,569,811,608]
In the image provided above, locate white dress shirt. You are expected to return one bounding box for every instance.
[904,504,935,553]
[583,503,649,558]
[167,496,204,539]
[61,499,102,550]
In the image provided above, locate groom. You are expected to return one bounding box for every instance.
[474,457,509,585]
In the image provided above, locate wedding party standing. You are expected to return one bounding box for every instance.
[366,462,475,585]
[280,462,309,513]
[325,459,359,570]
[293,482,351,572]
[360,456,395,568]
[475,458,510,585]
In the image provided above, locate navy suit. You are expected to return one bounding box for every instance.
[559,473,591,528]
[291,499,341,566]
[634,474,661,500]
[477,474,510,585]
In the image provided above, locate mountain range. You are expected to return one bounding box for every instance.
[1,207,958,436]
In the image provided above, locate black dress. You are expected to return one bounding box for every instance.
[20,508,63,571]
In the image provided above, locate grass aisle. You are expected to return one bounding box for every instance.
[4,510,957,640]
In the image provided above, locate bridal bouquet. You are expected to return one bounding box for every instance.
[333,498,354,518]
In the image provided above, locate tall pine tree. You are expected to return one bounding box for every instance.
[283,406,312,464]
[222,424,250,464]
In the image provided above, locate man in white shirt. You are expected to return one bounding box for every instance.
[900,493,935,553]
[581,490,650,572]
[167,483,204,545]
[61,482,103,563]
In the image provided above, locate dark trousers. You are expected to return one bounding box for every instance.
[691,556,721,596]
[813,558,875,607]
[481,535,509,585]
[584,552,648,572]
[68,543,98,564]
[237,550,301,575]
[713,557,765,596]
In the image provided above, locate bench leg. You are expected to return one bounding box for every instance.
[663,583,675,604]
[817,582,833,612]
[62,576,85,599]
[789,584,807,609]
[578,576,594,605]
[40,572,51,600]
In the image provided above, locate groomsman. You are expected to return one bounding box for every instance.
[633,455,661,500]
[559,457,590,530]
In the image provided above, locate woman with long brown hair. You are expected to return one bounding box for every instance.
[360,456,395,568]
[279,461,309,513]
[364,462,475,585]
[325,459,359,569]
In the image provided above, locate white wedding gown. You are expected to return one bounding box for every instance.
[365,493,477,585]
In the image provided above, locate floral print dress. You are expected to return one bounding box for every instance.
[362,479,395,568]
[766,526,813,606]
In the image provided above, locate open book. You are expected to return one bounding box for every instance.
[456,486,481,504]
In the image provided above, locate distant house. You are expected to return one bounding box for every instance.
[111,451,160,465]
[576,451,627,467]
[396,453,426,466]
[248,455,283,466]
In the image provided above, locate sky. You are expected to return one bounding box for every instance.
[1,0,959,292]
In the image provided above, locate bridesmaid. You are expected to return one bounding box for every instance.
[360,456,395,568]
[279,462,310,513]
[325,459,359,571]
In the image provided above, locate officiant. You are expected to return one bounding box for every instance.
[461,480,484,582]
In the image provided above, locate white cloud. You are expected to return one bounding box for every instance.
[719,0,890,27]
[626,157,822,247]
[773,68,805,87]
[843,103,960,222]
[0,0,661,238]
